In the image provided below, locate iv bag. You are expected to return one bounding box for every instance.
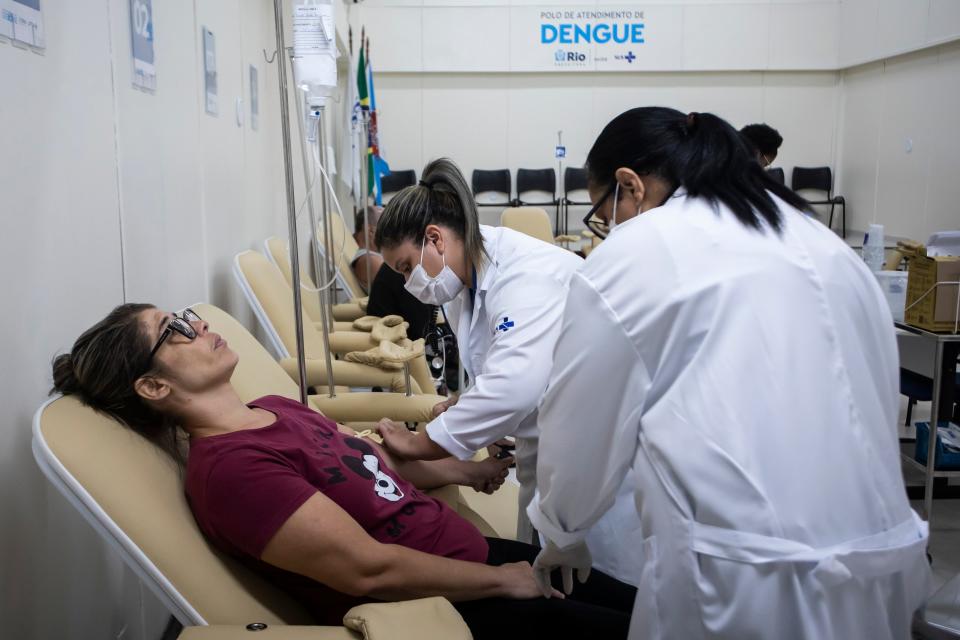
[292,0,337,104]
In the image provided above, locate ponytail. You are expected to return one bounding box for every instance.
[586,107,810,231]
[376,158,488,272]
[51,352,82,396]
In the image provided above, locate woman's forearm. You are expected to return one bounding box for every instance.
[362,544,508,602]
[394,457,474,490]
[366,437,466,489]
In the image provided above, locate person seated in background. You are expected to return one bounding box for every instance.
[351,205,384,293]
[51,304,637,640]
[739,122,783,168]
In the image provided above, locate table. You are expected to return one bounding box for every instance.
[896,322,960,521]
[845,230,914,250]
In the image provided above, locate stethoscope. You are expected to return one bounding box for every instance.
[427,305,457,383]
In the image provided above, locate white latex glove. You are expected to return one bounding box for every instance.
[532,539,592,598]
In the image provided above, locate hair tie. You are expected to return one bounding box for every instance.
[419,179,433,190]
[685,112,697,134]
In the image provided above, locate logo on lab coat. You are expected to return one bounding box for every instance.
[496,317,515,333]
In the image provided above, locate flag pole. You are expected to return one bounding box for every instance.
[362,34,373,291]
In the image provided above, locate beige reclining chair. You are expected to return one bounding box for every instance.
[31,307,518,638]
[234,250,435,397]
[324,212,370,303]
[264,237,365,328]
[265,237,398,358]
[34,395,476,639]
[500,207,581,251]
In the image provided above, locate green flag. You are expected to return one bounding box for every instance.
[357,41,369,110]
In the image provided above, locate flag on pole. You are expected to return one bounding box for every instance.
[365,36,391,205]
[339,26,362,198]
[357,31,369,111]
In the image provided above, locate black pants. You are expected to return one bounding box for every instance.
[453,538,636,640]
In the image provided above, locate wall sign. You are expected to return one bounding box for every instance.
[130,0,156,92]
[249,64,259,131]
[1,0,45,49]
[502,5,668,72]
[539,8,644,70]
[202,27,217,115]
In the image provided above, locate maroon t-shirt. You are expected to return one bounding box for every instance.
[184,395,488,622]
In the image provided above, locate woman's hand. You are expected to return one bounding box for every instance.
[497,562,564,600]
[466,455,513,494]
[431,396,458,418]
[376,419,424,460]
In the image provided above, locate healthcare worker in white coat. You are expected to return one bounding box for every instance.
[372,159,643,574]
[528,107,932,639]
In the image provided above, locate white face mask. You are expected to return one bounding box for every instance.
[404,236,464,305]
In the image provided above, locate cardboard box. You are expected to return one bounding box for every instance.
[905,255,960,333]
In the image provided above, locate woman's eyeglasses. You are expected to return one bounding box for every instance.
[582,183,615,240]
[148,308,202,360]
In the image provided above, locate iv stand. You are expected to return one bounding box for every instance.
[311,106,338,398]
[285,49,338,399]
[290,74,334,336]
[271,0,309,405]
[318,110,338,319]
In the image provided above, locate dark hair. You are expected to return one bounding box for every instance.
[51,303,185,466]
[586,108,808,231]
[354,205,381,235]
[375,158,488,271]
[739,123,783,158]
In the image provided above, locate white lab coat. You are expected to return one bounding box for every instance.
[429,226,644,566]
[528,192,931,639]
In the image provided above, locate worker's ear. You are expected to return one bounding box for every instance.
[424,224,445,254]
[134,375,172,403]
[614,167,645,216]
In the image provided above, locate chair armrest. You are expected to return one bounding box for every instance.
[177,598,471,640]
[327,332,378,355]
[332,303,365,322]
[177,625,356,640]
[309,392,445,423]
[344,597,471,640]
[279,358,423,395]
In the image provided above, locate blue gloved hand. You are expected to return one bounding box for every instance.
[532,539,592,598]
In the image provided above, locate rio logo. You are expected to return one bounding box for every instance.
[555,49,587,63]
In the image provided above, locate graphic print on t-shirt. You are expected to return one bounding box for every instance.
[341,437,405,502]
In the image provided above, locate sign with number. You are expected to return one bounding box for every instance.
[2,0,45,49]
[130,0,156,92]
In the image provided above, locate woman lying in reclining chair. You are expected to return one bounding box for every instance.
[51,304,636,639]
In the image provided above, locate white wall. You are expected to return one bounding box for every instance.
[0,1,291,638]
[355,0,841,72]
[839,0,960,67]
[369,69,840,227]
[837,40,960,241]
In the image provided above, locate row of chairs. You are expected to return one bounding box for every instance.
[381,167,589,235]
[385,164,848,238]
